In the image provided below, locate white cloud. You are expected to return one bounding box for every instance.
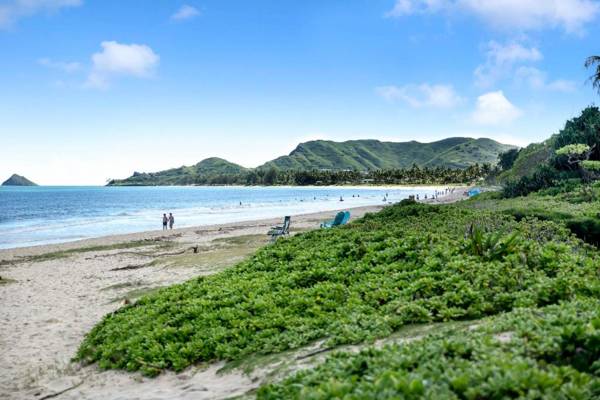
[386,0,600,33]
[171,4,200,21]
[515,67,577,92]
[474,40,542,87]
[0,0,81,29]
[376,83,463,108]
[38,57,81,73]
[86,41,159,89]
[385,0,446,17]
[471,91,522,125]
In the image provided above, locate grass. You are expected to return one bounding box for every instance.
[463,182,600,245]
[257,299,600,399]
[76,202,600,376]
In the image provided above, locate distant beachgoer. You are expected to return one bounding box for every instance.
[162,214,168,230]
[169,213,174,230]
[340,196,344,202]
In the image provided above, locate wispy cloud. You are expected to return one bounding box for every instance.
[471,91,522,125]
[85,41,159,89]
[474,40,542,87]
[170,4,200,21]
[515,67,577,92]
[376,83,464,108]
[38,57,81,73]
[385,0,600,34]
[0,0,82,29]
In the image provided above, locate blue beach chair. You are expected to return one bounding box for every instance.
[320,211,350,228]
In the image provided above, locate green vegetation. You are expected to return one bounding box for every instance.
[76,202,599,376]
[110,164,492,187]
[257,299,600,399]
[464,182,600,246]
[586,55,600,94]
[108,137,513,186]
[108,157,249,186]
[80,102,600,397]
[500,106,600,197]
[1,173,37,186]
[262,138,513,171]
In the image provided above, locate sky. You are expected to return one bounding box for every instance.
[1,0,599,185]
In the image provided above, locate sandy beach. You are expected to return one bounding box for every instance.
[0,190,467,400]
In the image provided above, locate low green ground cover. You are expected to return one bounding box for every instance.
[257,299,600,399]
[76,202,600,376]
[465,182,600,245]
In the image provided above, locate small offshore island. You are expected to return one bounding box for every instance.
[108,137,515,186]
[1,174,37,186]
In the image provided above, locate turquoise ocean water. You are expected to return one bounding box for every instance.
[0,186,438,249]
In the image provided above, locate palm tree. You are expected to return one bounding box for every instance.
[585,55,600,94]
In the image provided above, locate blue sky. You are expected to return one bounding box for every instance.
[1,0,599,185]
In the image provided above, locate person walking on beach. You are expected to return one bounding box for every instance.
[169,213,175,230]
[162,214,168,230]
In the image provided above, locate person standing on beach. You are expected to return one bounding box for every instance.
[169,213,175,230]
[162,214,168,230]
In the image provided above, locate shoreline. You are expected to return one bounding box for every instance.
[0,188,468,399]
[0,185,467,257]
[0,204,383,259]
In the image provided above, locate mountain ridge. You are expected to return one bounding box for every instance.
[108,137,515,186]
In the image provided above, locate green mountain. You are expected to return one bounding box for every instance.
[260,138,515,171]
[108,158,248,186]
[108,137,515,186]
[2,174,37,186]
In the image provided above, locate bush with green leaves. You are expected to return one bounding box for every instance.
[257,299,600,399]
[76,202,600,376]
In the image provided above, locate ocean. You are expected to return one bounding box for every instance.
[0,185,439,249]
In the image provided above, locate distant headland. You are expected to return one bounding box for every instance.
[2,174,37,186]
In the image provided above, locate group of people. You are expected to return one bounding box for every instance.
[162,213,175,230]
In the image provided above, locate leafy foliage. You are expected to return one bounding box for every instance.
[583,160,600,171]
[586,55,600,94]
[467,182,600,246]
[500,107,600,197]
[110,163,492,186]
[556,143,591,156]
[497,148,520,171]
[257,299,600,399]
[502,165,562,198]
[76,202,600,376]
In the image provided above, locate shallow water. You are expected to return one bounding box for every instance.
[0,185,438,249]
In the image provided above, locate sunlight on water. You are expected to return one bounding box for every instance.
[0,186,440,249]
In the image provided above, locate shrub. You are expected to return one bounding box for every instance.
[76,203,600,376]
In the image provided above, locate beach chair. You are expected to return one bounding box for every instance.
[268,216,291,241]
[341,211,351,225]
[320,211,346,228]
